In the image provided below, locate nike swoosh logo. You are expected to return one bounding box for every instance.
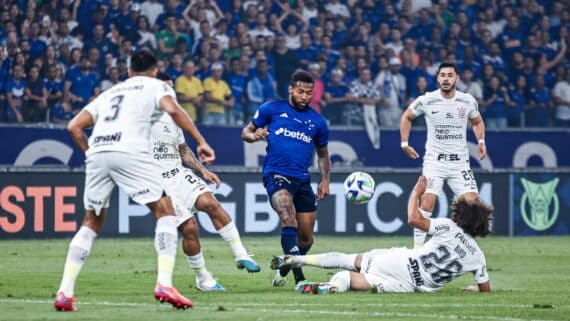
[431,111,440,114]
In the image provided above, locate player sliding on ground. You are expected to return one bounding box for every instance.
[153,73,259,292]
[270,176,492,294]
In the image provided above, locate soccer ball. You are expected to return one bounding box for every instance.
[343,171,375,204]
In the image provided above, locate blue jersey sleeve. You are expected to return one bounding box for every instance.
[314,118,329,148]
[251,101,272,128]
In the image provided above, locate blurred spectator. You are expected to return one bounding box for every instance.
[203,62,233,125]
[156,15,180,59]
[84,24,117,58]
[140,0,165,26]
[308,63,324,113]
[166,53,184,81]
[296,32,316,69]
[527,74,552,127]
[4,64,26,123]
[275,4,307,50]
[100,67,121,91]
[325,0,350,19]
[224,57,247,125]
[349,67,382,147]
[482,76,513,129]
[249,12,275,39]
[375,57,405,128]
[246,57,278,119]
[23,65,48,122]
[457,69,483,106]
[508,75,529,127]
[552,69,570,127]
[323,68,350,125]
[64,56,100,113]
[137,15,157,50]
[272,33,299,98]
[175,60,203,121]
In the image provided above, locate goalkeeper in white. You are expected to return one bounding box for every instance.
[270,176,492,294]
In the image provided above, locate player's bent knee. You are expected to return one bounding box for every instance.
[179,218,198,239]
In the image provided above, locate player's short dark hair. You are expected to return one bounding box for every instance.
[437,62,459,75]
[156,72,172,82]
[290,69,314,87]
[130,50,157,73]
[451,198,494,238]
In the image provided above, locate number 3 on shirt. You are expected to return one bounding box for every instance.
[104,95,124,121]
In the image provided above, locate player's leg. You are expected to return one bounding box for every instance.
[194,192,259,272]
[111,153,190,309]
[55,153,114,311]
[55,209,107,311]
[271,252,361,272]
[178,217,225,291]
[290,180,320,284]
[414,174,443,248]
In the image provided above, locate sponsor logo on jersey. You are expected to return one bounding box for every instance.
[454,232,477,255]
[274,127,312,143]
[87,198,103,205]
[130,188,150,199]
[408,258,425,286]
[520,178,560,231]
[458,107,466,119]
[153,145,180,161]
[411,101,423,111]
[435,224,451,232]
[93,132,122,144]
[454,244,467,259]
[437,153,460,161]
[434,129,463,140]
[446,113,454,119]
[280,113,288,118]
[427,98,442,105]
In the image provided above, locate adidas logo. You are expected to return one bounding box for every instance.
[290,246,300,253]
[280,113,288,118]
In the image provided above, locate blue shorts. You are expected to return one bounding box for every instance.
[263,173,317,213]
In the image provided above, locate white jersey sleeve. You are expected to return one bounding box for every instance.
[86,76,177,157]
[408,95,426,117]
[467,94,480,119]
[472,254,489,284]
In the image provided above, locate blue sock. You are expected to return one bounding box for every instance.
[299,245,311,255]
[281,227,300,255]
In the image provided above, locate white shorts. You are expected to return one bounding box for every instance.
[84,151,164,215]
[422,160,478,197]
[360,247,415,293]
[161,167,211,227]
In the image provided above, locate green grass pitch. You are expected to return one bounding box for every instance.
[1,236,569,321]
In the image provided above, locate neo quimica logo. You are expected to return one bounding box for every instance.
[520,178,560,231]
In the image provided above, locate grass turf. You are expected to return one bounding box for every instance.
[0,236,569,321]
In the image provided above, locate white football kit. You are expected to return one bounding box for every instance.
[149,113,211,226]
[408,90,480,196]
[360,218,489,293]
[83,76,175,214]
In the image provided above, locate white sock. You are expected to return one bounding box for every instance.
[329,271,351,293]
[413,208,433,248]
[298,253,358,271]
[155,216,178,287]
[217,221,249,259]
[186,251,211,280]
[57,226,97,297]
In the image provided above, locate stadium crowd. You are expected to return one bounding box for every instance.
[0,0,569,128]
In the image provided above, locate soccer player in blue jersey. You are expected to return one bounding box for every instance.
[242,70,331,287]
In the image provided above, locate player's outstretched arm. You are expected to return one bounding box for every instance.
[316,146,331,200]
[159,95,215,164]
[178,143,221,187]
[67,110,94,153]
[241,122,268,143]
[407,176,430,232]
[400,108,419,159]
[471,115,487,160]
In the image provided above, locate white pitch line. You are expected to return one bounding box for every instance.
[0,298,560,321]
